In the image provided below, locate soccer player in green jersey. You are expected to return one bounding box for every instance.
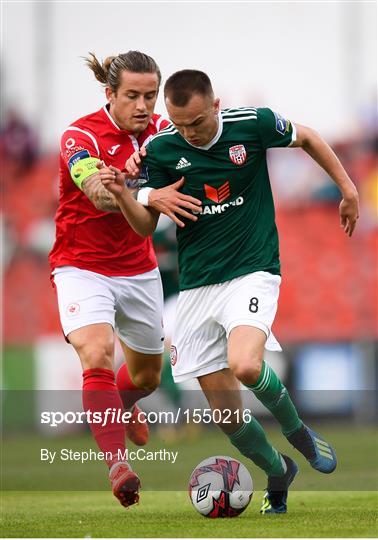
[98,70,359,514]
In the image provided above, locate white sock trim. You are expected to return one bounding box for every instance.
[109,460,132,475]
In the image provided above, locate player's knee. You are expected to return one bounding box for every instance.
[132,370,161,391]
[231,356,263,385]
[77,343,113,371]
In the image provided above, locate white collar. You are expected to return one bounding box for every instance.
[103,105,121,131]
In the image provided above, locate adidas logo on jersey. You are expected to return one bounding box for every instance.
[175,157,191,170]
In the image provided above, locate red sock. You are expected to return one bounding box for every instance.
[116,363,154,410]
[82,368,126,467]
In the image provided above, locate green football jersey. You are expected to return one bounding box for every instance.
[143,107,295,290]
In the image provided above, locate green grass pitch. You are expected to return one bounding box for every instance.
[2,490,377,537]
[2,425,378,537]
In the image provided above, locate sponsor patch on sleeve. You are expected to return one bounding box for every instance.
[130,164,149,186]
[139,164,149,183]
[62,145,85,159]
[68,149,91,170]
[273,112,291,135]
[123,164,149,189]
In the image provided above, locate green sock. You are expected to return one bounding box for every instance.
[229,418,285,476]
[247,361,302,437]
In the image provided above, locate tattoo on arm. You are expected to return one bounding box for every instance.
[82,174,119,212]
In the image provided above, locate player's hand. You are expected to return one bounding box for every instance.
[339,190,359,237]
[125,146,147,179]
[97,162,126,196]
[148,178,202,227]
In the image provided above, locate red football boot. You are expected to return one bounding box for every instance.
[125,405,149,446]
[109,461,141,507]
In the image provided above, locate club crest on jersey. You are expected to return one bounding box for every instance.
[66,303,80,316]
[170,345,178,366]
[229,145,247,165]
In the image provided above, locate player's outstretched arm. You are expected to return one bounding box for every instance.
[99,164,159,237]
[292,124,359,236]
[145,178,203,227]
[126,149,203,227]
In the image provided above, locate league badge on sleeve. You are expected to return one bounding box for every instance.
[274,112,291,135]
[229,145,247,165]
[124,163,149,188]
[68,149,90,170]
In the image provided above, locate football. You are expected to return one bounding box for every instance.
[188,455,253,518]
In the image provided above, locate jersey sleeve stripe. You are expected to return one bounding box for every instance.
[223,115,257,122]
[148,127,178,142]
[157,124,176,134]
[225,108,257,113]
[223,107,257,116]
[222,111,257,118]
[63,126,100,155]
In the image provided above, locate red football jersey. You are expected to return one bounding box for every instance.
[49,106,169,276]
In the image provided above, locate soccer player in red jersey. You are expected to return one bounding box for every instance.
[49,51,201,507]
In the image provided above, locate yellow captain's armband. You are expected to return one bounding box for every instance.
[70,157,99,190]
